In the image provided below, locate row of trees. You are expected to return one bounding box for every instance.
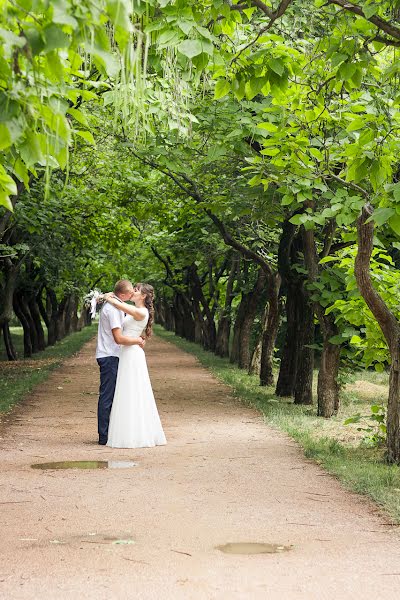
[1,1,400,461]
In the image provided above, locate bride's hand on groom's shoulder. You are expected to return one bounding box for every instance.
[103,292,115,301]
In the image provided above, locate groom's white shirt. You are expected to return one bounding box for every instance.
[96,303,124,359]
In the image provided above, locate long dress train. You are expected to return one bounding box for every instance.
[107,311,166,448]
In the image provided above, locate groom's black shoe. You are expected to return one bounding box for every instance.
[98,438,107,445]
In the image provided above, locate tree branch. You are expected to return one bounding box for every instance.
[326,174,370,198]
[328,0,400,41]
[231,0,294,63]
[355,203,399,352]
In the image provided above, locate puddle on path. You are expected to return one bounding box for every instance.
[80,533,136,545]
[21,532,136,548]
[31,460,138,470]
[216,542,292,555]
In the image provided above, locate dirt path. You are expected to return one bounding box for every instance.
[0,336,399,600]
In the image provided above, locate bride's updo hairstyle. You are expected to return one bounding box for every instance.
[136,283,155,338]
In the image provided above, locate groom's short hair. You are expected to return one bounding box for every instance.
[114,279,133,294]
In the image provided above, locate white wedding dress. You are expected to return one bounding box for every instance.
[107,310,167,449]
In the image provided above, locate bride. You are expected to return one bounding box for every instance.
[103,283,166,449]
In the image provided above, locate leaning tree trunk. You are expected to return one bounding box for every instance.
[355,204,400,464]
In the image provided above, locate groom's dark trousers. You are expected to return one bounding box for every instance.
[97,356,119,443]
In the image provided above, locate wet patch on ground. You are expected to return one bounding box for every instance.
[31,460,138,470]
[216,542,293,555]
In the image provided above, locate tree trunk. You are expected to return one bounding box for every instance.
[0,259,18,360]
[317,339,340,416]
[46,288,59,346]
[57,296,68,341]
[275,284,300,396]
[28,296,46,351]
[355,203,400,464]
[239,269,267,369]
[13,294,33,357]
[215,254,239,358]
[260,273,281,386]
[276,217,301,395]
[189,265,216,352]
[303,226,340,416]
[294,292,314,405]
[2,322,17,360]
[155,297,166,327]
[230,297,246,364]
[249,304,269,375]
[164,301,175,331]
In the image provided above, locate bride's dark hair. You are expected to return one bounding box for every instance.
[135,283,154,338]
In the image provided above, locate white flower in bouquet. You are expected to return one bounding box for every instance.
[84,289,105,319]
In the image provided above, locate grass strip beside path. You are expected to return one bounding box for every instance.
[0,325,97,414]
[154,326,400,524]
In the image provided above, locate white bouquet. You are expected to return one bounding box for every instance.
[84,289,105,319]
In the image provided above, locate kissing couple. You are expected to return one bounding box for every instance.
[95,279,166,449]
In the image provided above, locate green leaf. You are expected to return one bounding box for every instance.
[389,213,400,236]
[346,118,365,132]
[67,108,89,127]
[52,1,78,28]
[178,39,203,58]
[370,207,395,226]
[24,27,45,55]
[93,49,120,77]
[0,123,11,150]
[214,79,231,99]
[393,183,400,202]
[75,130,95,145]
[330,52,347,67]
[0,190,13,211]
[363,3,379,18]
[257,122,278,133]
[19,132,45,167]
[107,0,133,31]
[268,58,284,77]
[329,335,344,345]
[338,62,357,81]
[43,24,70,52]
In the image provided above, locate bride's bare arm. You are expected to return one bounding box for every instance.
[103,293,147,321]
[112,328,145,348]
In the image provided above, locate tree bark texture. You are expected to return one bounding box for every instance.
[355,204,400,464]
[260,273,281,386]
[215,254,239,358]
[303,226,339,416]
[2,322,17,360]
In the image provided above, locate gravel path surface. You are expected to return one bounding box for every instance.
[0,335,399,599]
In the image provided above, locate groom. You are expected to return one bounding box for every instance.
[96,279,144,445]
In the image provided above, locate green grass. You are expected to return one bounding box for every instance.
[154,325,400,523]
[0,325,97,414]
